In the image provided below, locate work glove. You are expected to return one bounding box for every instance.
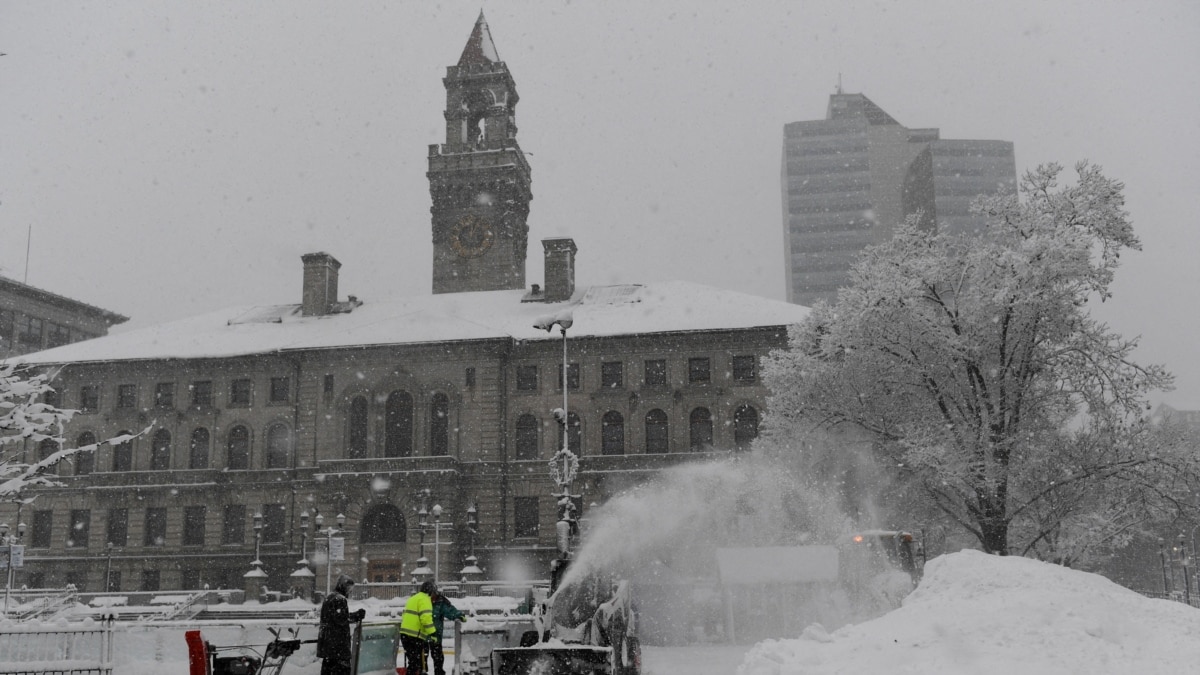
[351,609,366,621]
[458,615,468,623]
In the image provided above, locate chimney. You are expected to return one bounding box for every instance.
[301,252,341,316]
[542,238,577,303]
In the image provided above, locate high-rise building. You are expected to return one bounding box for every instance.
[781,93,1016,307]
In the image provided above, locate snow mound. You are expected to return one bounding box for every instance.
[739,549,1200,675]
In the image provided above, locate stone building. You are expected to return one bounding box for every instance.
[781,92,1016,307]
[0,275,127,358]
[4,15,809,595]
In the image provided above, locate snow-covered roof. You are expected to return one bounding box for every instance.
[13,281,809,366]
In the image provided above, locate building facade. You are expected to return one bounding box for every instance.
[3,15,809,596]
[0,276,127,358]
[781,93,1016,306]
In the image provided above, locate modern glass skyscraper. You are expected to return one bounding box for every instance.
[781,93,1015,307]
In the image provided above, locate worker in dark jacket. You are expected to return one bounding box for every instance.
[429,590,468,675]
[317,575,367,675]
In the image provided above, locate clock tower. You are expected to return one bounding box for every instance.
[428,13,532,294]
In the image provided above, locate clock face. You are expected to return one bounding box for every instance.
[449,214,495,258]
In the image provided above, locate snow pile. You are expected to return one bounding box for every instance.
[739,549,1200,675]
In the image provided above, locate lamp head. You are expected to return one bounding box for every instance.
[315,513,325,528]
[253,511,264,531]
[336,513,346,528]
[301,510,310,530]
[432,504,443,519]
[0,523,7,538]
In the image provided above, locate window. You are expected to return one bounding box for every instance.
[107,508,129,547]
[183,506,206,546]
[688,357,711,384]
[150,429,171,471]
[38,438,58,475]
[269,376,290,403]
[514,497,539,538]
[154,382,175,408]
[557,412,581,454]
[515,365,538,391]
[31,510,52,548]
[75,432,96,475]
[734,405,759,450]
[181,569,202,591]
[348,397,369,459]
[601,362,624,389]
[556,363,580,391]
[515,414,539,460]
[601,411,625,455]
[465,367,476,388]
[644,359,667,388]
[265,423,292,469]
[68,509,90,548]
[261,504,286,544]
[47,322,70,348]
[689,408,713,450]
[430,394,450,456]
[112,432,133,472]
[17,315,43,350]
[385,391,414,457]
[227,425,250,470]
[0,309,12,351]
[362,504,406,543]
[190,380,213,407]
[80,385,99,413]
[732,355,757,383]
[117,384,137,409]
[222,505,246,545]
[229,379,252,406]
[189,428,210,469]
[645,409,669,453]
[141,570,161,592]
[144,508,167,546]
[27,572,45,589]
[323,374,335,405]
[105,571,121,593]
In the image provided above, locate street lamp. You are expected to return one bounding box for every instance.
[1159,537,1172,595]
[105,542,115,592]
[1180,533,1192,606]
[460,504,482,587]
[315,512,346,595]
[1,522,26,616]
[289,510,316,597]
[431,504,443,585]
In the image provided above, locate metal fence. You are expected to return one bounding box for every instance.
[0,616,115,675]
[1135,589,1200,609]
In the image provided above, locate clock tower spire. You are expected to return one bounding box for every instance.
[428,12,532,294]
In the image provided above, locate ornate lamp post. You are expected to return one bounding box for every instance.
[535,311,581,592]
[289,510,316,599]
[315,512,346,596]
[460,503,482,587]
[1,522,26,616]
[244,511,268,599]
[105,542,115,592]
[432,504,444,585]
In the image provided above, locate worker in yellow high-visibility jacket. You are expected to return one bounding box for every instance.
[399,580,438,675]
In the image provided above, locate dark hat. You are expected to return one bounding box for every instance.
[419,580,438,596]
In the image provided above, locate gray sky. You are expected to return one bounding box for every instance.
[2,1,1198,407]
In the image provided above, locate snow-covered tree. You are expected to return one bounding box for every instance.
[764,162,1193,557]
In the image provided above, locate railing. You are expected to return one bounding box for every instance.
[353,580,546,602]
[0,615,114,675]
[1135,589,1200,608]
[6,586,79,623]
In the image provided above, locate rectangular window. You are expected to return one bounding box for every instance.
[80,385,99,413]
[190,380,213,407]
[31,510,53,548]
[154,382,175,408]
[601,362,624,389]
[181,569,202,590]
[688,357,711,384]
[112,440,132,472]
[269,377,290,403]
[222,505,246,545]
[732,355,757,383]
[644,360,667,388]
[261,504,286,544]
[46,322,71,348]
[107,508,129,547]
[144,507,167,547]
[323,374,335,404]
[229,379,252,406]
[17,315,43,350]
[141,569,161,592]
[514,497,539,538]
[515,365,538,391]
[556,363,580,391]
[465,367,476,388]
[183,506,206,546]
[68,509,91,548]
[27,572,45,589]
[117,384,137,409]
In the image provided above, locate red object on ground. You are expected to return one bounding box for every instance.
[185,630,210,675]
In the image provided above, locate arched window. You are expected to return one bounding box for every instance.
[515,414,539,460]
[645,409,669,453]
[734,405,759,450]
[38,438,58,475]
[75,432,96,476]
[150,429,172,471]
[689,408,713,451]
[430,393,450,456]
[348,397,369,459]
[189,428,210,469]
[361,504,407,544]
[385,391,414,458]
[227,425,250,470]
[265,423,292,469]
[601,411,625,456]
[112,432,133,472]
[557,412,581,455]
